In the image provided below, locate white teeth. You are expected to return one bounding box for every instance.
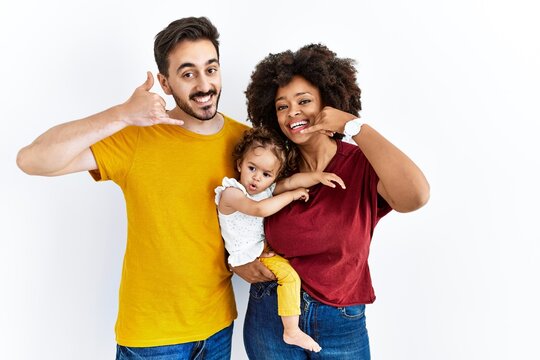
[194,95,211,103]
[290,121,308,129]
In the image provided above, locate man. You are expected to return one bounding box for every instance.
[17,17,273,359]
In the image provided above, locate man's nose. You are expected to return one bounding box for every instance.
[195,75,213,93]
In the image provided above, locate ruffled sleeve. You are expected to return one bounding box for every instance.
[214,177,248,205]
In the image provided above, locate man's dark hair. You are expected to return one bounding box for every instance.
[154,17,220,77]
[245,44,361,140]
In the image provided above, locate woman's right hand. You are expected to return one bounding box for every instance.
[301,106,356,136]
[317,172,346,189]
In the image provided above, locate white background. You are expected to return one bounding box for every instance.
[1,0,539,359]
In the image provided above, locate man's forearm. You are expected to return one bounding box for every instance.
[17,105,127,175]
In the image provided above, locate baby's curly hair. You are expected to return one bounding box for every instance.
[245,44,362,140]
[233,127,298,179]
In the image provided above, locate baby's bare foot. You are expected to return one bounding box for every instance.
[283,329,322,352]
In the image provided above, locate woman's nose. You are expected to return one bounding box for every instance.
[288,108,301,118]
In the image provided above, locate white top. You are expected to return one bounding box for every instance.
[214,177,276,267]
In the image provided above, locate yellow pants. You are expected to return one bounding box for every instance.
[259,254,300,316]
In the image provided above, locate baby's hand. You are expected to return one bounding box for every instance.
[292,188,310,202]
[318,172,346,189]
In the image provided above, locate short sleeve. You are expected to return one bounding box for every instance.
[89,126,140,186]
[214,177,247,205]
[358,149,392,221]
[262,182,276,198]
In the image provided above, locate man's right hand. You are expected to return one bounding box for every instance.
[17,71,185,176]
[231,253,277,283]
[119,71,184,127]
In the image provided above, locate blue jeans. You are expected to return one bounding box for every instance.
[116,323,233,360]
[244,282,370,359]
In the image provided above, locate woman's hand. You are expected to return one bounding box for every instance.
[300,106,357,137]
[317,172,346,189]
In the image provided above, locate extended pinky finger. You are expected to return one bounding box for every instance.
[300,124,323,134]
[162,116,184,126]
[331,176,346,189]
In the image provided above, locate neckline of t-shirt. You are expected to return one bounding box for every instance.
[170,112,230,140]
[298,140,343,194]
[321,139,345,173]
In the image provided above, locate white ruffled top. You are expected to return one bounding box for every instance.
[214,177,276,267]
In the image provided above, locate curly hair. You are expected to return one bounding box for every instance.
[233,127,298,179]
[246,44,361,140]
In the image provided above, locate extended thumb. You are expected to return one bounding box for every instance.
[139,71,154,91]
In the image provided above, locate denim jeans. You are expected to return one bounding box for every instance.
[116,323,233,360]
[244,282,370,359]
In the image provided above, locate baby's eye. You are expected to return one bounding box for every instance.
[248,166,255,172]
[263,173,272,178]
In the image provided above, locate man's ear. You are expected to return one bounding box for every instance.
[157,73,172,95]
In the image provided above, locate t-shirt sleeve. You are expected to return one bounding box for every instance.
[214,177,247,205]
[89,126,140,186]
[357,148,393,222]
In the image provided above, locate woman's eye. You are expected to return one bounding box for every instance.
[276,105,287,111]
[299,99,311,105]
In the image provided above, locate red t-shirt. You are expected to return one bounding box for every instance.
[265,140,392,306]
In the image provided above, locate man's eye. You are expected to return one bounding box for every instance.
[183,72,194,78]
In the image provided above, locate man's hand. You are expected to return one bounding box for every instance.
[119,71,184,127]
[231,252,277,283]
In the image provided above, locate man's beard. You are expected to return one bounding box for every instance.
[173,89,221,121]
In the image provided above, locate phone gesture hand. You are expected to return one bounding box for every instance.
[120,72,184,127]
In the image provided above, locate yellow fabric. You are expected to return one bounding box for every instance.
[89,115,248,346]
[260,255,301,316]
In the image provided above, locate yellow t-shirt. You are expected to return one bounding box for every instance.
[90,115,248,347]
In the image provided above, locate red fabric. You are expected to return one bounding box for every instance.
[265,140,392,306]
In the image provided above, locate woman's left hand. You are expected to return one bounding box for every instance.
[300,106,357,137]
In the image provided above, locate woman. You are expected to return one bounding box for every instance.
[242,44,430,359]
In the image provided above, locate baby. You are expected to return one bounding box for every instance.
[215,127,345,352]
